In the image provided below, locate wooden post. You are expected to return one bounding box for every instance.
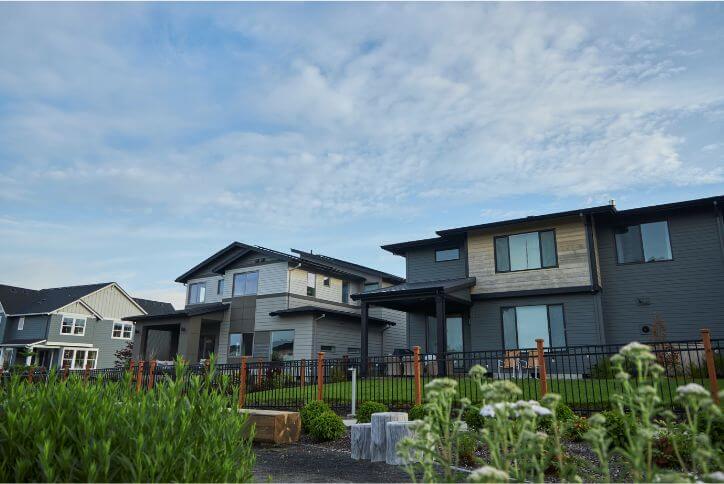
[63,364,70,381]
[413,346,422,405]
[256,357,263,386]
[238,356,248,409]
[84,362,91,383]
[300,359,306,388]
[317,352,325,401]
[536,339,548,397]
[147,360,157,390]
[27,367,34,384]
[701,329,720,404]
[136,360,144,394]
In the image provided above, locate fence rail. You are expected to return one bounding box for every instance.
[2,334,722,415]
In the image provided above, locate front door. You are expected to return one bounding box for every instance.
[198,334,216,361]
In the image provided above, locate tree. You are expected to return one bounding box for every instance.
[114,340,134,368]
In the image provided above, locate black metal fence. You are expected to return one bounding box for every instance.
[2,338,721,416]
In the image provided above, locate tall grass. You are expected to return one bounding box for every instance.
[0,360,255,482]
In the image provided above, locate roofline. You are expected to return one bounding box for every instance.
[614,194,724,217]
[380,235,464,256]
[268,306,396,326]
[351,277,476,301]
[291,249,405,283]
[175,242,243,283]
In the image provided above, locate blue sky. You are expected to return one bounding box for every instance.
[1,3,723,308]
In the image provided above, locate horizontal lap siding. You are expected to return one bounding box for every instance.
[314,318,383,358]
[597,209,724,343]
[405,245,466,283]
[254,296,313,359]
[4,315,49,341]
[93,319,131,368]
[370,307,407,353]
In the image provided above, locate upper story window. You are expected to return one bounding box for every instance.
[307,272,316,297]
[435,248,460,262]
[112,321,133,339]
[233,271,259,297]
[17,316,25,331]
[342,281,350,303]
[495,230,557,272]
[217,279,224,295]
[60,316,86,336]
[364,282,380,292]
[615,221,672,264]
[187,282,206,304]
[502,304,566,349]
[323,276,331,287]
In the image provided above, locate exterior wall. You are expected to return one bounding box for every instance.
[313,318,383,358]
[597,208,724,343]
[370,306,407,354]
[253,296,314,360]
[185,275,225,305]
[56,301,95,317]
[4,315,49,341]
[80,284,144,320]
[47,313,100,345]
[405,243,467,283]
[92,319,132,368]
[469,293,603,351]
[468,217,591,294]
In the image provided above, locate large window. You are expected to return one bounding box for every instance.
[187,282,206,304]
[615,221,672,264]
[232,271,259,296]
[435,248,460,262]
[61,348,98,369]
[228,333,254,357]
[495,230,557,272]
[270,330,295,361]
[112,321,133,339]
[342,281,350,303]
[217,279,224,295]
[60,316,86,336]
[502,304,566,349]
[364,282,380,292]
[17,317,24,331]
[306,272,316,297]
[425,316,464,353]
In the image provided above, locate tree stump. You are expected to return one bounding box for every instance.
[370,412,408,462]
[385,421,418,465]
[350,423,372,460]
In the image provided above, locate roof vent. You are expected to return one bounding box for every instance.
[609,199,616,207]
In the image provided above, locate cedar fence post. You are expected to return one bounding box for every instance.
[701,329,720,404]
[413,346,422,405]
[238,356,248,409]
[536,339,548,397]
[136,360,144,394]
[317,352,325,401]
[257,357,263,386]
[300,359,306,388]
[147,360,157,390]
[84,362,91,384]
[63,363,70,381]
[27,367,34,384]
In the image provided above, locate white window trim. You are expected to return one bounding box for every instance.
[61,347,99,370]
[187,282,207,305]
[59,314,87,336]
[18,316,25,331]
[111,321,134,340]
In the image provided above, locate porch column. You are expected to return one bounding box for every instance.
[435,293,447,376]
[25,351,33,366]
[360,302,369,377]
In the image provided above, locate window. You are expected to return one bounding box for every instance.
[61,348,98,369]
[347,347,360,355]
[323,276,331,287]
[502,304,566,349]
[306,272,316,296]
[60,316,86,336]
[187,282,206,304]
[425,316,464,352]
[270,330,294,361]
[217,279,225,295]
[495,230,557,272]
[17,317,24,331]
[364,282,380,292]
[112,322,133,339]
[615,221,672,264]
[228,332,254,357]
[435,248,460,262]
[320,345,335,352]
[232,271,259,296]
[342,281,350,303]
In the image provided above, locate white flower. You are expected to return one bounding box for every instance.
[512,400,552,417]
[676,383,710,398]
[480,402,511,417]
[468,465,509,483]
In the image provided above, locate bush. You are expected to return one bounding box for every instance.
[538,402,576,433]
[463,405,485,431]
[300,400,332,431]
[0,363,254,482]
[309,411,346,442]
[356,401,388,423]
[456,431,479,467]
[408,404,425,421]
[565,416,590,442]
[601,409,627,447]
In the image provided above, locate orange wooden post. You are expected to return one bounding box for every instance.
[536,339,548,397]
[300,359,306,388]
[136,360,145,394]
[63,363,70,381]
[27,367,34,384]
[413,346,422,405]
[317,352,325,401]
[256,357,263,386]
[147,360,157,390]
[84,362,91,383]
[701,329,720,404]
[238,356,248,409]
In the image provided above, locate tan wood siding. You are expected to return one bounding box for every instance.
[56,301,95,316]
[468,217,591,294]
[80,284,144,319]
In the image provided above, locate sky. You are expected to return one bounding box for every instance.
[1,3,723,309]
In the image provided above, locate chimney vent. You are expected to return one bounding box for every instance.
[609,199,616,207]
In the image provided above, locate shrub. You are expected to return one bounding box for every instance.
[356,401,388,423]
[565,416,590,442]
[300,400,332,431]
[601,409,627,447]
[456,431,479,467]
[0,361,254,482]
[538,402,576,433]
[309,411,346,442]
[408,403,425,421]
[463,404,485,431]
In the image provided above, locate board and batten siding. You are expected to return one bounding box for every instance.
[405,244,467,283]
[468,217,591,294]
[597,208,724,343]
[80,284,145,320]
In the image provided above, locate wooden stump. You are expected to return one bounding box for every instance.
[385,421,418,465]
[350,423,372,460]
[370,412,408,462]
[240,409,301,444]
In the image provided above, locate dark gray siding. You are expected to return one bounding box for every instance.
[405,243,467,283]
[469,293,603,351]
[4,315,49,341]
[597,208,724,343]
[408,312,427,350]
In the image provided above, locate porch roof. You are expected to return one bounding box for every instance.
[0,338,46,347]
[351,277,475,314]
[123,302,228,322]
[269,305,395,326]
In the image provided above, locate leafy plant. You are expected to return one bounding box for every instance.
[308,411,346,441]
[300,400,331,431]
[456,431,479,467]
[113,340,134,368]
[463,404,485,431]
[408,403,425,421]
[356,401,388,423]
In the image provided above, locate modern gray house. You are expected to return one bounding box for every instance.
[0,282,173,369]
[127,243,407,364]
[354,195,724,372]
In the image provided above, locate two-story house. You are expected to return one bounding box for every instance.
[127,242,407,363]
[354,195,724,374]
[0,282,173,369]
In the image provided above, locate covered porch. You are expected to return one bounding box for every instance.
[352,277,476,376]
[125,302,229,364]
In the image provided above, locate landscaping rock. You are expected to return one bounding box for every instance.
[370,412,408,462]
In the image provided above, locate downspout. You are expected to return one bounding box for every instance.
[313,313,326,356]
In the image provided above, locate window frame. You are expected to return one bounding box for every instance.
[228,332,243,358]
[499,303,567,349]
[494,229,558,273]
[112,321,134,340]
[270,329,295,361]
[59,315,87,336]
[187,282,206,305]
[363,282,380,292]
[232,271,260,297]
[342,281,350,303]
[61,348,98,370]
[614,219,674,265]
[217,278,224,296]
[306,272,316,297]
[435,247,460,262]
[17,316,25,331]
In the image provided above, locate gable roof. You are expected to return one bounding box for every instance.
[133,298,176,316]
[290,249,405,283]
[0,282,112,315]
